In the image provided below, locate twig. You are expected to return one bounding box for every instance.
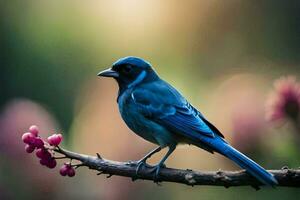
[54,156,67,159]
[53,147,300,188]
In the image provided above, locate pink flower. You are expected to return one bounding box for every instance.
[266,76,300,122]
[47,134,63,146]
[231,95,266,152]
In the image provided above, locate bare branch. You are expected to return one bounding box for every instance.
[53,147,300,188]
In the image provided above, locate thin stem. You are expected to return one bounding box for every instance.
[54,156,67,159]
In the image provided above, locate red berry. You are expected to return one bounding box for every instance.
[59,165,68,176]
[29,125,39,137]
[33,137,44,149]
[36,148,44,158]
[36,148,51,159]
[47,134,63,146]
[47,159,57,169]
[25,144,35,153]
[40,158,48,166]
[22,132,36,144]
[67,167,76,177]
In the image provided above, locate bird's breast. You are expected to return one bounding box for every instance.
[117,90,176,147]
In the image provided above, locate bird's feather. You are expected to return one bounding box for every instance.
[132,80,224,142]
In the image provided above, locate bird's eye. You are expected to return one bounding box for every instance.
[123,65,132,73]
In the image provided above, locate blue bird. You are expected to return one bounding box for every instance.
[97,56,278,186]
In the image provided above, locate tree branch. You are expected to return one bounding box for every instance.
[54,147,300,188]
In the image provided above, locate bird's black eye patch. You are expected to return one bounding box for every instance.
[122,65,132,73]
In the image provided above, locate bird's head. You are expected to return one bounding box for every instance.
[98,56,158,89]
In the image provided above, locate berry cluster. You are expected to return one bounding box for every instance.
[59,163,76,177]
[22,125,76,177]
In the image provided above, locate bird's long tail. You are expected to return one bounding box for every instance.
[212,139,278,186]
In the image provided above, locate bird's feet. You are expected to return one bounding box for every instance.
[125,159,152,177]
[126,160,166,182]
[148,163,166,182]
[135,159,153,176]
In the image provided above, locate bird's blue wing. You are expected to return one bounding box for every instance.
[158,102,216,138]
[132,80,224,142]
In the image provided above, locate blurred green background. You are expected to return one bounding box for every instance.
[1,0,300,199]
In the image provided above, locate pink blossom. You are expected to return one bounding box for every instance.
[266,76,300,122]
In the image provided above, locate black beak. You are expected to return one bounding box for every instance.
[97,68,119,78]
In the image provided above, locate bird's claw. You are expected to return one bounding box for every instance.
[135,160,145,175]
[135,159,152,176]
[148,164,166,182]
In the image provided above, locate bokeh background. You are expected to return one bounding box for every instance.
[1,0,300,199]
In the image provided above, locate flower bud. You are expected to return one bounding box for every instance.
[29,125,39,137]
[47,134,63,146]
[22,132,36,144]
